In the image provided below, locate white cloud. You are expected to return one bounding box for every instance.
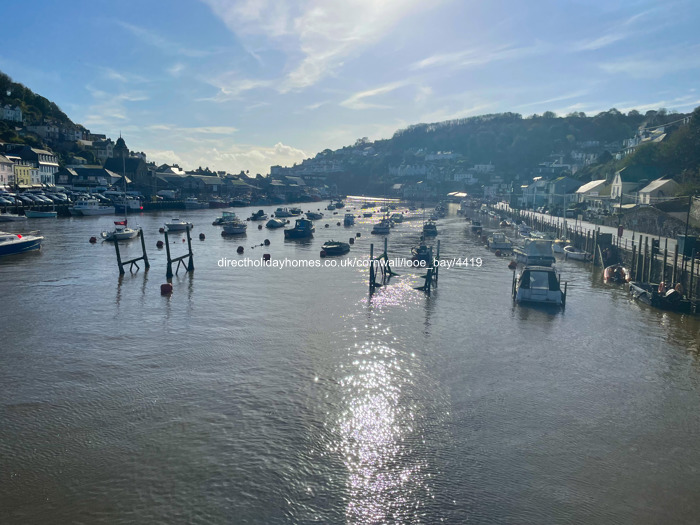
[201,0,439,92]
[340,81,408,110]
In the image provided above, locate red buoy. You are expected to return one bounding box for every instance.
[156,240,164,248]
[159,227,165,233]
[495,249,502,257]
[160,283,173,295]
[508,260,517,270]
[263,253,271,261]
[89,236,97,243]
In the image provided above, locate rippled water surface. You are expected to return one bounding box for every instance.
[2,203,700,524]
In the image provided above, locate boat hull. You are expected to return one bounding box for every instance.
[628,282,693,313]
[25,210,57,218]
[0,238,42,256]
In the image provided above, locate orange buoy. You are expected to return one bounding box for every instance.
[199,233,205,240]
[156,240,164,248]
[89,236,97,243]
[160,283,173,295]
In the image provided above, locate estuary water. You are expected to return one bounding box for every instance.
[1,202,700,524]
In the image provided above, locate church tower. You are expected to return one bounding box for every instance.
[114,135,129,159]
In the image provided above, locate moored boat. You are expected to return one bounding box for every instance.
[222,219,247,235]
[0,213,28,221]
[628,281,693,313]
[411,242,433,264]
[165,218,193,231]
[512,239,555,266]
[101,220,140,241]
[24,209,57,218]
[423,220,438,237]
[487,232,512,250]
[69,197,115,216]
[266,218,286,229]
[0,230,43,256]
[306,211,323,220]
[604,264,630,283]
[371,218,392,235]
[471,220,482,234]
[212,211,238,225]
[512,265,566,306]
[249,209,268,221]
[344,213,355,226]
[321,240,350,256]
[284,218,315,239]
[564,245,591,261]
[274,208,294,217]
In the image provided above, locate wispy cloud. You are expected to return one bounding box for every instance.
[340,81,408,110]
[199,76,275,102]
[116,21,214,58]
[411,41,550,71]
[201,0,439,92]
[167,63,186,77]
[600,47,700,78]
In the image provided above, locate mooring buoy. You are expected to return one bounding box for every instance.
[160,283,173,295]
[199,233,205,240]
[89,236,97,243]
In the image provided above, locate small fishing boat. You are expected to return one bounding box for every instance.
[165,218,193,231]
[512,265,566,307]
[344,213,355,226]
[289,207,303,216]
[628,281,693,313]
[266,218,286,229]
[249,209,268,221]
[471,220,482,235]
[487,232,512,250]
[362,212,373,218]
[0,230,43,256]
[371,218,392,235]
[423,220,438,237]
[327,203,336,211]
[24,210,57,218]
[322,240,350,256]
[334,200,345,209]
[563,245,590,261]
[306,211,324,220]
[222,219,247,235]
[390,213,404,223]
[284,218,315,239]
[604,264,630,283]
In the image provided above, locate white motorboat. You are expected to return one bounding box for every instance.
[212,211,238,225]
[69,198,115,216]
[371,218,392,235]
[165,218,193,231]
[487,232,512,250]
[564,245,590,261]
[512,239,555,266]
[344,213,355,226]
[222,219,248,235]
[274,208,294,217]
[0,230,43,256]
[512,265,566,306]
[101,220,140,241]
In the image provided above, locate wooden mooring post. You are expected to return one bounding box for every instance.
[164,228,195,279]
[114,229,150,275]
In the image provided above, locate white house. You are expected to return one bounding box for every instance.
[576,179,608,203]
[637,178,679,205]
[0,154,13,188]
[2,104,23,123]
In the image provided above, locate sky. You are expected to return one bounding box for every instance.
[2,0,700,177]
